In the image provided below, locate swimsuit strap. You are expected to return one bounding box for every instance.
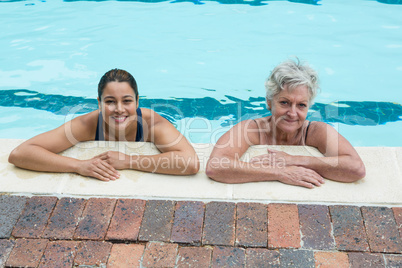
[94,108,144,141]
[252,119,261,144]
[95,112,104,141]
[305,121,312,143]
[135,108,144,142]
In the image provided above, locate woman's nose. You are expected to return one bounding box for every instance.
[115,102,123,113]
[287,105,297,116]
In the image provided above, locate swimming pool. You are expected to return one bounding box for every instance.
[1,0,401,146]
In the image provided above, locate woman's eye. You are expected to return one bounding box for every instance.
[105,100,115,104]
[124,100,133,103]
[299,103,308,108]
[280,101,288,105]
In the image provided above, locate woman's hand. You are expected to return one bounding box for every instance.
[76,157,120,181]
[279,166,325,189]
[97,151,130,170]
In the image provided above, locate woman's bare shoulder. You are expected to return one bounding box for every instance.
[68,110,99,141]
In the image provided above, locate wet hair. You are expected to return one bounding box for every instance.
[265,58,319,106]
[98,69,138,100]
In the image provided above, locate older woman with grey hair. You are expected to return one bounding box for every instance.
[206,58,365,188]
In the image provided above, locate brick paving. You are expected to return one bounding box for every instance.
[0,195,401,267]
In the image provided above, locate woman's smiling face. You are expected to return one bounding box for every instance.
[98,81,138,132]
[268,84,310,134]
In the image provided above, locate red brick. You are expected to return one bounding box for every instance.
[138,200,175,242]
[0,195,27,239]
[245,248,280,268]
[107,244,145,268]
[73,198,116,240]
[5,238,48,268]
[384,254,402,267]
[12,196,57,238]
[74,240,112,266]
[106,199,146,241]
[329,205,370,252]
[202,202,236,246]
[393,207,402,238]
[361,206,402,253]
[314,251,349,268]
[298,204,335,250]
[0,239,15,266]
[267,203,300,249]
[142,242,178,268]
[211,246,245,268]
[176,246,212,268]
[38,240,79,268]
[348,252,385,267]
[171,201,205,245]
[42,197,87,240]
[236,202,267,248]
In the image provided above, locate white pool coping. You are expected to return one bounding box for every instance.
[1,139,401,206]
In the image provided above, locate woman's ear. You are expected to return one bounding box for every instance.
[267,100,272,111]
[97,97,101,110]
[136,95,139,109]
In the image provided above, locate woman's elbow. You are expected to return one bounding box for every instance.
[181,156,200,175]
[205,162,230,184]
[8,148,20,165]
[347,161,366,182]
[187,160,200,175]
[354,162,366,181]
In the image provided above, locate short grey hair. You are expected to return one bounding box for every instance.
[265,58,319,106]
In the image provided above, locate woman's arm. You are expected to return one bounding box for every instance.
[250,122,366,182]
[282,122,365,182]
[206,120,325,188]
[99,109,199,175]
[8,112,120,181]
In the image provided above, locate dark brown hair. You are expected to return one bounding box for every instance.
[98,69,138,100]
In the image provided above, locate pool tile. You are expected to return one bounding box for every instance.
[314,251,349,268]
[235,202,268,248]
[11,196,57,239]
[42,197,87,240]
[329,205,370,252]
[0,195,27,239]
[38,240,79,268]
[73,198,116,240]
[107,244,145,268]
[142,242,178,268]
[202,202,236,246]
[5,238,48,268]
[106,199,146,241]
[211,246,245,268]
[176,246,212,268]
[245,248,280,268]
[0,239,15,267]
[298,204,335,250]
[278,249,315,268]
[138,200,175,242]
[74,240,112,266]
[171,201,205,245]
[361,206,402,253]
[347,252,385,267]
[267,203,301,249]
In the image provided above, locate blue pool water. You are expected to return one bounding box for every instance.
[1,0,401,146]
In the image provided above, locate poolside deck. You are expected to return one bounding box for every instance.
[1,139,401,267]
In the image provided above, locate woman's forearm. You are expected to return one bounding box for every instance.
[128,151,199,175]
[8,145,80,173]
[206,157,278,184]
[291,155,366,182]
